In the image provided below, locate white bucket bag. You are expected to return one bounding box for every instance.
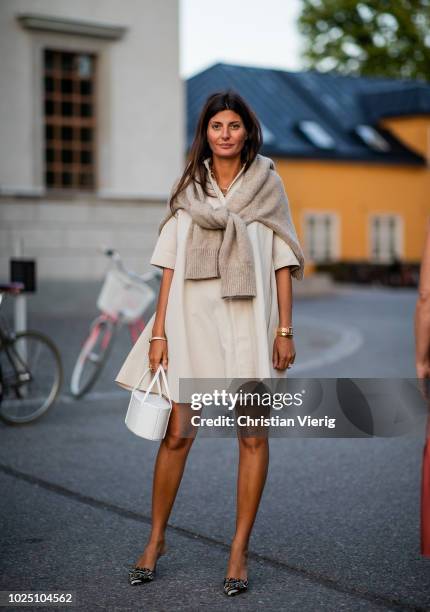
[125,364,172,440]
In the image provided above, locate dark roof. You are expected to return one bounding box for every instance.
[186,63,430,165]
[360,86,430,123]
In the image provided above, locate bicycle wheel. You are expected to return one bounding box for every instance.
[0,330,63,424]
[70,316,117,398]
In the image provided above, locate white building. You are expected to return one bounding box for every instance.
[0,0,183,280]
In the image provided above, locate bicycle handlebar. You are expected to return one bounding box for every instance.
[0,282,25,310]
[0,282,25,295]
[98,245,161,285]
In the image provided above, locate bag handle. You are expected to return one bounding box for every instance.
[133,364,172,408]
[144,364,172,407]
[132,366,162,396]
[156,364,172,407]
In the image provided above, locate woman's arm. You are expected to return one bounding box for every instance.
[149,267,174,371]
[273,267,296,371]
[275,266,293,327]
[415,220,430,378]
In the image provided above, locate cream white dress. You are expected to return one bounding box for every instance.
[115,158,300,402]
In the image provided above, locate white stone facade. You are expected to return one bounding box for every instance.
[0,0,183,280]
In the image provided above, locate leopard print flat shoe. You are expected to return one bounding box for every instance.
[128,565,156,585]
[223,576,249,596]
[128,545,167,585]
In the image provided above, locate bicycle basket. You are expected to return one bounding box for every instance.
[97,269,155,322]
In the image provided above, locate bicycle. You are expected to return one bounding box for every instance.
[70,248,159,398]
[0,282,63,424]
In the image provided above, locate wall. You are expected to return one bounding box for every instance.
[1,197,166,280]
[275,154,430,265]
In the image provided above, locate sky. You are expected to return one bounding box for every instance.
[179,0,304,79]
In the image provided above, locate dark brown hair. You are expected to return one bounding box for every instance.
[169,89,262,211]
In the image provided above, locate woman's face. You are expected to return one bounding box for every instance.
[206,110,247,159]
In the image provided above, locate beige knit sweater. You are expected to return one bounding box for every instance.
[158,154,305,299]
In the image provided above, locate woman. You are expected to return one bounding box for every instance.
[115,90,305,596]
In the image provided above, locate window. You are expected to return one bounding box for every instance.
[304,212,338,262]
[355,125,391,152]
[261,122,276,145]
[370,214,402,262]
[298,120,335,150]
[44,49,96,190]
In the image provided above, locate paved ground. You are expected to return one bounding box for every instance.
[0,280,429,611]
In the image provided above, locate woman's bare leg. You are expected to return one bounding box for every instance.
[134,401,198,569]
[226,431,269,579]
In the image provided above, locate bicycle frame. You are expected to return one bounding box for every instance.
[128,316,146,344]
[0,326,32,394]
[84,311,146,347]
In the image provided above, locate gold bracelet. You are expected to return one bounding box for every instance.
[276,326,293,337]
[149,336,167,343]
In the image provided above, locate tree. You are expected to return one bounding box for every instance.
[298,0,430,80]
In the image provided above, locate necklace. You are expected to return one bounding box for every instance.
[208,158,245,196]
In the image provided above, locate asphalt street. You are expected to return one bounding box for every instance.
[0,280,429,611]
